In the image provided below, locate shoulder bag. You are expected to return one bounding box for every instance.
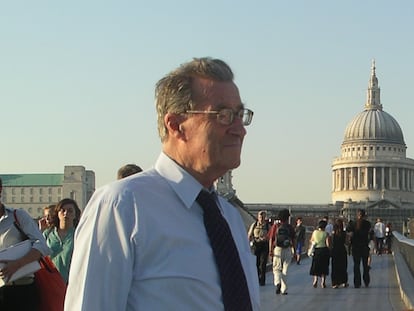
[13,210,67,311]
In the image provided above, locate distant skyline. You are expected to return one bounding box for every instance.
[2,1,414,204]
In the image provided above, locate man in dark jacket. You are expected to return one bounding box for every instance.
[347,209,371,288]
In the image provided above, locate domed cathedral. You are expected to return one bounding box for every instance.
[332,60,414,231]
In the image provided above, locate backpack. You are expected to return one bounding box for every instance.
[252,221,270,234]
[276,223,292,248]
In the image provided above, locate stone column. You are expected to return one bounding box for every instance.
[350,167,354,190]
[396,168,400,190]
[342,168,346,190]
[402,168,406,191]
[365,167,368,189]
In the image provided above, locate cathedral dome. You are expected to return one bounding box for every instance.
[342,60,405,146]
[332,61,414,207]
[343,109,405,145]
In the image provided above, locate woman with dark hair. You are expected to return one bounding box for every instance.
[309,220,331,288]
[331,218,348,288]
[44,198,81,283]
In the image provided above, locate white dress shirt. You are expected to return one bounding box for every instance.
[0,207,50,280]
[64,152,259,311]
[0,207,50,256]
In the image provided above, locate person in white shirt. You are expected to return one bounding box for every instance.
[374,218,386,255]
[0,177,50,310]
[323,216,333,237]
[64,57,259,311]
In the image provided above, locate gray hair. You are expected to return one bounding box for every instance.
[155,57,234,142]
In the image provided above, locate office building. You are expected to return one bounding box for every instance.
[0,166,95,218]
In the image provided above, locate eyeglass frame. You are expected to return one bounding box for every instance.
[185,108,254,126]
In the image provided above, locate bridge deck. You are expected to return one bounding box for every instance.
[260,253,410,310]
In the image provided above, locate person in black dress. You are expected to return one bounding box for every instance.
[331,218,348,288]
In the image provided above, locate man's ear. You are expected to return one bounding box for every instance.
[164,113,184,134]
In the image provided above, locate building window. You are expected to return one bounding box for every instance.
[12,188,16,195]
[39,197,43,203]
[49,196,52,203]
[39,188,43,195]
[30,197,33,203]
[21,188,25,195]
[30,188,34,195]
[48,188,52,195]
[21,196,24,203]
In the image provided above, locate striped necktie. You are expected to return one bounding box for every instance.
[197,190,253,311]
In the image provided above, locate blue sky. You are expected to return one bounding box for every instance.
[2,1,414,204]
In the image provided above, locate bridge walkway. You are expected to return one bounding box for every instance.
[259,253,410,310]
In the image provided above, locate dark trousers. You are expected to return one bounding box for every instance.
[0,283,38,311]
[254,240,269,285]
[352,246,370,287]
[376,237,384,254]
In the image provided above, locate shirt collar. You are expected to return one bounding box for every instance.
[155,152,209,209]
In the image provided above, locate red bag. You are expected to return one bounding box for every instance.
[35,256,67,311]
[13,210,67,311]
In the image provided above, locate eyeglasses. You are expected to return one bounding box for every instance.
[185,108,254,126]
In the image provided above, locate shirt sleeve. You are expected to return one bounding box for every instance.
[247,222,255,239]
[268,224,276,241]
[64,188,137,311]
[16,209,50,257]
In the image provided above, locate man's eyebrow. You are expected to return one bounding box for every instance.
[214,103,246,110]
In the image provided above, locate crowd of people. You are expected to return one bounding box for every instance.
[247,208,394,295]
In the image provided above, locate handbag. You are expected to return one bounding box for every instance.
[13,210,67,311]
[307,242,316,257]
[35,256,67,311]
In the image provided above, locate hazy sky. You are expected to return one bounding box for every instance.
[2,1,414,204]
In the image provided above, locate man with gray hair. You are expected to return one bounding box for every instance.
[65,57,258,311]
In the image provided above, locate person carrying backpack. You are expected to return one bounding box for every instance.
[248,211,270,286]
[268,209,295,295]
